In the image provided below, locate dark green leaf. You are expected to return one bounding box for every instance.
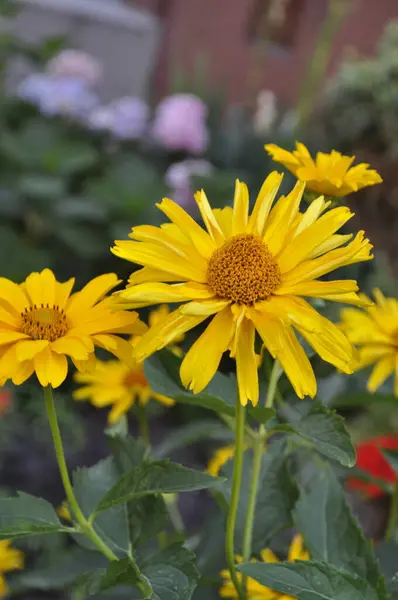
[249,407,276,425]
[57,224,107,259]
[0,492,66,539]
[74,559,151,598]
[42,142,98,175]
[73,458,129,554]
[295,469,386,596]
[238,560,379,600]
[18,174,66,200]
[94,461,222,514]
[274,401,355,467]
[155,421,233,458]
[380,449,398,474]
[331,393,397,409]
[222,440,297,551]
[144,351,236,416]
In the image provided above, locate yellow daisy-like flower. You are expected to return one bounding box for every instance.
[207,445,235,477]
[0,269,145,388]
[219,534,309,599]
[0,540,24,599]
[341,289,398,395]
[265,142,382,197]
[73,305,176,424]
[112,173,373,406]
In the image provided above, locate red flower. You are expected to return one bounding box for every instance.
[0,388,12,416]
[348,435,398,498]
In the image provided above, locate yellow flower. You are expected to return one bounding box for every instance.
[0,269,145,388]
[0,540,24,599]
[112,173,373,406]
[57,501,72,522]
[265,142,382,197]
[73,306,176,423]
[207,445,235,477]
[219,534,309,599]
[340,289,398,395]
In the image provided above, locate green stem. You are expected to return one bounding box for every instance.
[241,360,279,595]
[44,386,151,595]
[225,395,246,600]
[137,404,150,444]
[385,481,398,541]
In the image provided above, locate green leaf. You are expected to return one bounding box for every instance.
[249,407,276,425]
[73,458,129,554]
[221,440,298,551]
[380,448,398,474]
[94,461,222,514]
[274,400,356,467]
[144,351,236,416]
[42,142,99,175]
[331,393,397,409]
[18,174,66,200]
[0,492,66,539]
[375,542,398,593]
[295,469,386,596]
[154,420,233,458]
[237,560,380,600]
[57,224,107,259]
[74,558,150,598]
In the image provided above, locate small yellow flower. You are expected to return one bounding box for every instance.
[340,289,398,395]
[112,173,373,406]
[219,534,309,599]
[207,445,235,477]
[73,306,176,423]
[0,269,145,388]
[265,142,382,197]
[0,540,24,599]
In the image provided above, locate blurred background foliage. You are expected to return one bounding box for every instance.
[1,0,398,598]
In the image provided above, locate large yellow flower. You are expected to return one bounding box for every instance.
[0,269,144,388]
[112,173,373,406]
[341,289,398,395]
[265,142,382,197]
[219,534,309,599]
[73,305,177,423]
[0,540,24,599]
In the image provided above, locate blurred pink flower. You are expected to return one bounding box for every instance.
[165,159,213,208]
[47,49,102,87]
[152,94,209,154]
[0,389,12,416]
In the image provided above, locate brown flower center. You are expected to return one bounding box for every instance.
[21,304,69,341]
[124,368,148,388]
[207,234,281,305]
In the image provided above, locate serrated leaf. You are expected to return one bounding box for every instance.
[274,400,355,466]
[222,440,297,551]
[73,458,129,554]
[295,469,386,596]
[74,558,151,598]
[144,351,236,416]
[237,560,380,600]
[0,492,66,539]
[94,461,222,514]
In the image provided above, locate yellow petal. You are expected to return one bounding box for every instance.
[12,359,35,385]
[235,317,259,406]
[179,298,231,316]
[294,195,330,236]
[248,172,284,236]
[25,269,56,307]
[128,266,183,285]
[55,278,75,310]
[134,309,207,362]
[0,331,29,346]
[0,278,29,314]
[51,337,91,360]
[195,190,225,244]
[232,180,249,235]
[16,339,49,361]
[368,355,396,393]
[264,180,306,255]
[213,207,233,238]
[93,334,134,364]
[277,207,353,273]
[34,348,68,388]
[66,274,120,315]
[288,534,309,561]
[152,392,175,407]
[276,279,359,299]
[156,197,216,260]
[117,282,214,307]
[180,307,234,393]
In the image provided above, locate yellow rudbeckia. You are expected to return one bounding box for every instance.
[0,269,144,388]
[207,445,235,477]
[265,142,382,197]
[0,540,24,599]
[112,173,373,406]
[341,289,398,395]
[73,305,176,423]
[219,534,309,599]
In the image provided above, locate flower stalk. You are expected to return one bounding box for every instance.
[225,395,246,600]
